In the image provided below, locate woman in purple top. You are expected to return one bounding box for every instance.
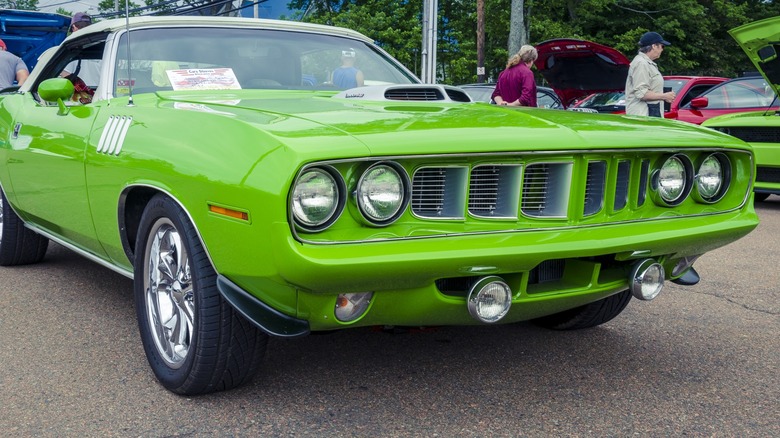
[491,45,538,107]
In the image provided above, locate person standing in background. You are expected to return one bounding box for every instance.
[332,48,364,89]
[491,45,538,107]
[625,31,676,117]
[61,12,98,104]
[0,39,29,89]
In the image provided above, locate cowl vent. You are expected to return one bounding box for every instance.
[334,84,472,103]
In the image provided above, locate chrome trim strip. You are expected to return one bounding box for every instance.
[96,115,115,153]
[21,223,134,279]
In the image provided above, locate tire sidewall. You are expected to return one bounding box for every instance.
[134,194,206,391]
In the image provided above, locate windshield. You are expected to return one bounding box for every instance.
[112,27,417,95]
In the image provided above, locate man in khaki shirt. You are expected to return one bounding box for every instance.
[625,32,676,117]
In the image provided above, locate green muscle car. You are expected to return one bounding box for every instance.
[0,16,759,395]
[702,16,780,202]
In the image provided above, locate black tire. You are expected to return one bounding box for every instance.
[134,194,267,395]
[754,192,770,202]
[531,289,632,330]
[0,188,49,266]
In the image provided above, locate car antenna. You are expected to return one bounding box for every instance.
[124,0,134,106]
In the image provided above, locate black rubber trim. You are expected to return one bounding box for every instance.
[217,275,310,338]
[671,267,700,286]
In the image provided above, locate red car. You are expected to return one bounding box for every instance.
[672,75,778,124]
[535,39,728,123]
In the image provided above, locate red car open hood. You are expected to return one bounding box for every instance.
[535,38,630,107]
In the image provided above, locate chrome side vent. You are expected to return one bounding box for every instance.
[411,167,467,219]
[468,165,521,218]
[584,161,606,216]
[614,160,630,210]
[522,162,572,217]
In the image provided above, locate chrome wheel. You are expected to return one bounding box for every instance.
[143,217,193,369]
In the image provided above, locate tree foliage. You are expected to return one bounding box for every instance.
[293,0,780,84]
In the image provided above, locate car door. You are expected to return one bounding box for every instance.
[4,41,106,257]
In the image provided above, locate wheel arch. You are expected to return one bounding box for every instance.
[118,184,213,268]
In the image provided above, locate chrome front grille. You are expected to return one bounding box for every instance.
[411,167,467,218]
[468,165,521,218]
[410,158,642,220]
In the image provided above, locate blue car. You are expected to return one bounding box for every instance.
[0,9,70,80]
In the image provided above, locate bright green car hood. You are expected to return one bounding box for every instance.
[155,91,740,156]
[730,16,780,100]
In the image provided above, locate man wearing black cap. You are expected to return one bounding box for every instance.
[625,31,676,117]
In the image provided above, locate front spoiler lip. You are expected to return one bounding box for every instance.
[217,275,310,338]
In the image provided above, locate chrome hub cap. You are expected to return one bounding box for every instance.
[144,218,193,368]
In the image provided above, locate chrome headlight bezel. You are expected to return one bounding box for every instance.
[693,152,731,203]
[291,165,345,232]
[355,161,410,226]
[652,154,693,206]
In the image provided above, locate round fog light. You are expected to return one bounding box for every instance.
[630,259,665,301]
[467,276,512,323]
[335,292,373,322]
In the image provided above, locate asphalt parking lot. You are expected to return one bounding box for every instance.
[1,199,778,437]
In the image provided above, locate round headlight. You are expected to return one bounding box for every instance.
[467,276,512,323]
[292,167,342,230]
[695,153,730,203]
[657,156,687,203]
[356,163,408,225]
[696,154,722,199]
[630,259,665,301]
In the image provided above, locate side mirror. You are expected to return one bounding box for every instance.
[39,78,75,102]
[690,96,709,109]
[38,78,75,115]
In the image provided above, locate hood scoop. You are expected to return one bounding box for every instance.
[333,84,472,103]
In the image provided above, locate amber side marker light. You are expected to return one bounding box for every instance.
[209,204,249,221]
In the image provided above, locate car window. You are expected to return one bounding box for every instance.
[697,78,775,109]
[32,37,107,105]
[678,84,716,107]
[460,86,494,102]
[112,27,417,96]
[663,79,690,94]
[537,90,562,109]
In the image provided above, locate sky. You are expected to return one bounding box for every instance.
[37,0,101,14]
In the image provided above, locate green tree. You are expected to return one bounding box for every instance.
[0,0,38,10]
[296,0,780,84]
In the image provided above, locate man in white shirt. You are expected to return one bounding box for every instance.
[625,32,676,117]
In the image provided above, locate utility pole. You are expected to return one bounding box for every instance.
[477,0,485,83]
[420,0,438,83]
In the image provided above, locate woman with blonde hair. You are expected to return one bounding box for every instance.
[491,44,538,107]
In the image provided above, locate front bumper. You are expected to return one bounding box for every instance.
[224,209,757,334]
